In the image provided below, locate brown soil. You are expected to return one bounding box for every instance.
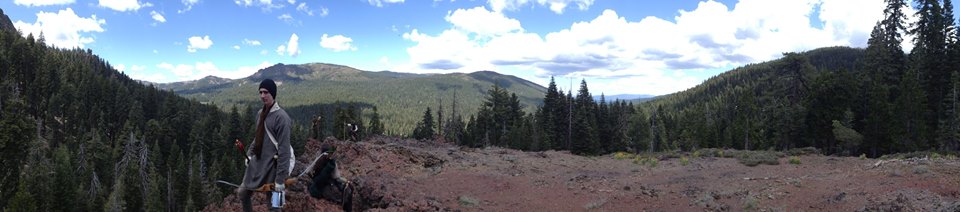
[205,137,960,211]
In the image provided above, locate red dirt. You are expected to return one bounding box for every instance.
[205,137,960,211]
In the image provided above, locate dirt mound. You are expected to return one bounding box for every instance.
[206,138,960,211]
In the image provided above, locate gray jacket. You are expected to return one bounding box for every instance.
[240,102,294,190]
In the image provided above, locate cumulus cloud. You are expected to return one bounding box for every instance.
[277,33,300,57]
[14,0,74,6]
[99,0,152,11]
[320,34,357,52]
[13,8,105,49]
[156,61,272,82]
[488,0,594,14]
[150,11,166,24]
[187,35,213,52]
[446,6,522,37]
[398,0,910,95]
[368,0,404,7]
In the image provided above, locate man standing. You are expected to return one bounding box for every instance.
[239,79,295,212]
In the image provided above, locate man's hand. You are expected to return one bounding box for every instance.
[254,183,275,192]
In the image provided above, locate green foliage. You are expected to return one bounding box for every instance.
[680,156,690,166]
[368,107,385,136]
[412,107,436,140]
[736,151,781,167]
[789,156,801,164]
[161,65,546,135]
[613,152,633,160]
[833,120,863,155]
[6,178,37,212]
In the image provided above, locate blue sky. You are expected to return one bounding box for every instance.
[4,0,957,95]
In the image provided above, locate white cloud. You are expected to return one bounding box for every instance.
[446,6,522,37]
[297,3,314,16]
[320,34,357,52]
[115,64,127,72]
[235,0,283,11]
[286,33,300,56]
[187,35,213,52]
[13,8,105,49]
[278,14,298,25]
[179,0,200,13]
[368,0,404,7]
[488,0,594,14]
[99,0,152,11]
[276,45,285,55]
[398,0,910,95]
[156,61,272,82]
[319,7,329,17]
[243,39,262,46]
[130,65,146,71]
[14,0,74,6]
[233,45,240,49]
[150,11,166,24]
[260,49,269,55]
[287,0,295,4]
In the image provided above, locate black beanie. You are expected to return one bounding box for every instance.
[259,79,277,99]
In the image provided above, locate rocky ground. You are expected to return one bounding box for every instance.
[205,137,960,211]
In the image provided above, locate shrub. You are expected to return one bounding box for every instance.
[737,151,780,167]
[680,156,690,166]
[692,150,702,158]
[789,156,801,164]
[458,196,479,207]
[930,152,942,160]
[859,153,866,160]
[584,198,606,210]
[613,152,633,160]
[913,166,929,175]
[786,147,820,156]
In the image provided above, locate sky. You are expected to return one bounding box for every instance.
[3,0,956,96]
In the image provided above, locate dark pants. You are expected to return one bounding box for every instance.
[238,189,283,212]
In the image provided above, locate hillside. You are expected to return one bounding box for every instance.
[158,63,547,135]
[205,137,960,211]
[635,46,872,154]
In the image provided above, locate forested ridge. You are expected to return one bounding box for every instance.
[0,0,958,210]
[158,63,547,136]
[0,9,294,211]
[415,0,960,158]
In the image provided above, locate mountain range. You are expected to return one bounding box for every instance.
[157,63,550,134]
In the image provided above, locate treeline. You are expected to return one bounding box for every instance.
[639,0,960,157]
[410,0,960,157]
[0,23,311,210]
[411,79,646,155]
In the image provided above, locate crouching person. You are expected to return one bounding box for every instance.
[308,143,354,211]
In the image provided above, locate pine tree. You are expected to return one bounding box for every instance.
[6,178,38,212]
[368,106,385,136]
[52,145,78,212]
[571,80,599,155]
[412,107,435,140]
[538,77,561,150]
[937,70,960,151]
